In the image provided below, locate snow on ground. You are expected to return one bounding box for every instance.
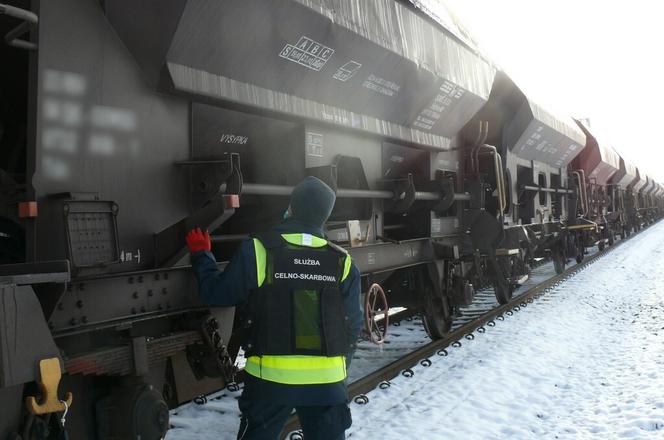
[167,222,664,439]
[345,221,664,439]
[349,245,600,383]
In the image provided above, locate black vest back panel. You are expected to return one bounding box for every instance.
[248,232,348,357]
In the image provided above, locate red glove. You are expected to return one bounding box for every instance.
[186,227,211,253]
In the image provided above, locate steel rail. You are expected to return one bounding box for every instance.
[278,221,647,439]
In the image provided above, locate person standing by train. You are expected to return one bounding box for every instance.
[186,176,363,440]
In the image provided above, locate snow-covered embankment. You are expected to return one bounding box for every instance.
[346,221,664,439]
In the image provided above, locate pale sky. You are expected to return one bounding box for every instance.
[445,0,664,183]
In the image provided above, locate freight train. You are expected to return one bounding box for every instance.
[0,0,662,438]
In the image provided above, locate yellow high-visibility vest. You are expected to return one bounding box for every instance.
[244,233,352,385]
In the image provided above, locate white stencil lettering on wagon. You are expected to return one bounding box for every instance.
[219,134,249,145]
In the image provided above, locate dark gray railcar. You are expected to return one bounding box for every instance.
[459,71,587,298]
[0,0,503,438]
[607,155,639,238]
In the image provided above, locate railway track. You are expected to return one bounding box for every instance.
[279,228,642,439]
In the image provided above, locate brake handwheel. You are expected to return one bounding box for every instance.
[364,283,389,344]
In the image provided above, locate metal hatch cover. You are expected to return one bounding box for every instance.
[405,0,482,53]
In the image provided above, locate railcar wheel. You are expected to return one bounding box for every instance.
[96,384,169,439]
[553,249,566,274]
[422,294,453,340]
[493,281,513,304]
[576,253,584,264]
[487,257,513,304]
[364,283,388,344]
[598,241,605,251]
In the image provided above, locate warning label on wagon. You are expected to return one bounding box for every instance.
[279,36,334,71]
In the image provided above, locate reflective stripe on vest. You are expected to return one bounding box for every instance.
[245,355,347,384]
[248,232,350,384]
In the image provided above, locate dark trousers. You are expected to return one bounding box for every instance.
[237,395,352,440]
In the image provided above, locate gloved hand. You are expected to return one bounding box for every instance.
[185,227,211,253]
